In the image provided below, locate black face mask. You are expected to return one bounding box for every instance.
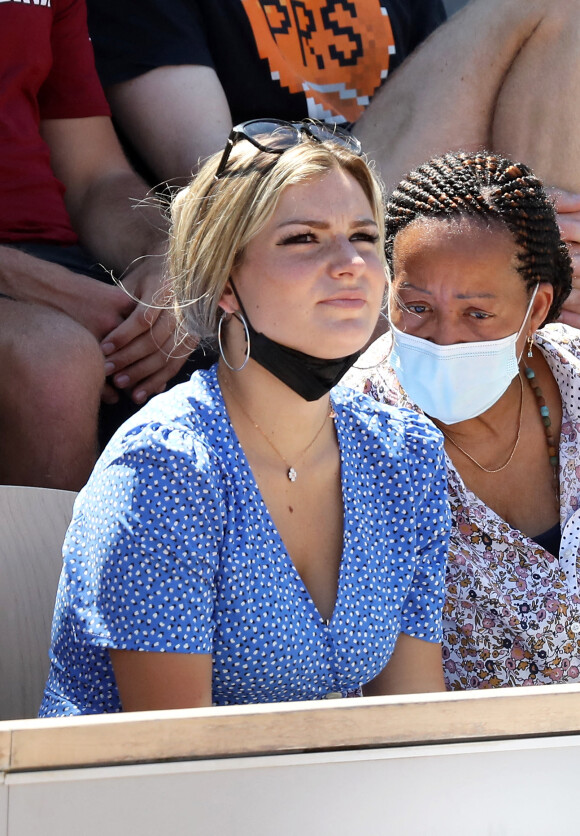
[228,280,361,402]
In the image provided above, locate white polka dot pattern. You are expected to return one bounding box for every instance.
[40,366,450,716]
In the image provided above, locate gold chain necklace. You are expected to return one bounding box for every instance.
[440,373,524,474]
[220,373,336,482]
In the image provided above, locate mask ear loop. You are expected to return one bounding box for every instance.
[218,310,250,371]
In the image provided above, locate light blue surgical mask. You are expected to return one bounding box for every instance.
[388,284,539,425]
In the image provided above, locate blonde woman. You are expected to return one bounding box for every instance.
[41,120,449,715]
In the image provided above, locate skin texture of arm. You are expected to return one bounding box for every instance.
[362,632,446,696]
[0,244,134,339]
[353,0,580,326]
[549,188,580,329]
[109,649,213,711]
[40,116,166,270]
[109,636,444,709]
[40,115,194,402]
[106,65,233,186]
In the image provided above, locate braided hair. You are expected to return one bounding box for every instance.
[385,151,572,323]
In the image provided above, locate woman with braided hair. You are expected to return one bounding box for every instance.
[346,150,580,689]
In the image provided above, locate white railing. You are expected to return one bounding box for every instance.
[2,686,580,835]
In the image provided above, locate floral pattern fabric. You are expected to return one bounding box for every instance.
[344,323,580,689]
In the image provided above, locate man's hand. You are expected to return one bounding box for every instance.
[549,188,580,328]
[100,253,198,404]
[0,245,135,339]
[41,116,196,404]
[0,245,140,405]
[57,270,136,340]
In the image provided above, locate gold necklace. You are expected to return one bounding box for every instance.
[220,373,336,482]
[440,374,524,474]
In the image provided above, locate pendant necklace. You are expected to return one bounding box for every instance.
[220,373,336,482]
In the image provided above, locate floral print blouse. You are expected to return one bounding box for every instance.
[344,323,580,689]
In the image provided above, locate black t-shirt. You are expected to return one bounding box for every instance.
[87,0,446,127]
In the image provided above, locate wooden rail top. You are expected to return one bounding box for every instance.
[2,684,580,774]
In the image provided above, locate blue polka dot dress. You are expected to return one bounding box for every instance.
[40,366,450,716]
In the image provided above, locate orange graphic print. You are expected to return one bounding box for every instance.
[242,0,395,123]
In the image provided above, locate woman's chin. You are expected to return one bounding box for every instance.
[308,320,377,358]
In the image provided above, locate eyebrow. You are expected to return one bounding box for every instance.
[399,282,496,300]
[277,218,378,229]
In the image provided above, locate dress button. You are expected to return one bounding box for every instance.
[571,622,580,633]
[562,548,575,560]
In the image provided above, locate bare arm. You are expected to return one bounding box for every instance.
[0,244,134,339]
[110,649,213,711]
[548,188,580,329]
[106,65,233,185]
[356,0,580,195]
[362,632,445,696]
[41,115,192,401]
[40,115,167,270]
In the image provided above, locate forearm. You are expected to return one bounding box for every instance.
[0,245,134,338]
[40,116,169,274]
[355,0,556,191]
[73,169,168,273]
[0,245,82,306]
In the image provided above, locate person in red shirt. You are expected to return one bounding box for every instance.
[0,0,192,490]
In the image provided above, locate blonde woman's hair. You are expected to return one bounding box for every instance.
[168,135,386,345]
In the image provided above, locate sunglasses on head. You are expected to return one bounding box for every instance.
[214,118,363,179]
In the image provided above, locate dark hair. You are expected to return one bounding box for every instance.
[385,151,572,323]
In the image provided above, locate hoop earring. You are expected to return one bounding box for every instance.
[217,310,250,372]
[527,335,534,358]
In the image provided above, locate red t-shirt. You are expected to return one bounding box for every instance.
[0,0,111,244]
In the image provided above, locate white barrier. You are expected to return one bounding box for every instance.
[2,685,580,835]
